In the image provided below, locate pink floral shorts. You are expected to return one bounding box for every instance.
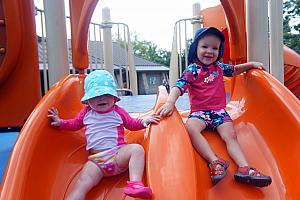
[88,145,127,176]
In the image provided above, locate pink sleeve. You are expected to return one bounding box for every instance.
[59,107,90,131]
[115,105,145,131]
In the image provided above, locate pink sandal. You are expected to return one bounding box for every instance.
[208,157,230,185]
[234,166,272,187]
[124,181,152,199]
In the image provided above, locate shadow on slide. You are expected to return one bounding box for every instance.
[1,69,300,199]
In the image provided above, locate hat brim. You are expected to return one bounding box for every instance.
[201,27,225,42]
[81,86,120,104]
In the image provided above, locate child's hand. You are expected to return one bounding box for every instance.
[234,61,266,75]
[48,107,61,127]
[249,61,265,70]
[141,114,160,127]
[156,101,175,117]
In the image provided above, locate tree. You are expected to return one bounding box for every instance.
[283,0,300,53]
[115,1,300,67]
[116,33,171,66]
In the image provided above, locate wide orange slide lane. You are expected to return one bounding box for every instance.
[1,68,300,199]
[0,75,198,199]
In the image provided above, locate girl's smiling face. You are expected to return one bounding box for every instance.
[196,34,221,66]
[87,94,116,112]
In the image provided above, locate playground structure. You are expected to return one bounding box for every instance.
[169,1,300,99]
[0,0,300,199]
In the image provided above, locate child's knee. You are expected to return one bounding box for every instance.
[130,144,145,155]
[186,121,196,133]
[186,124,204,137]
[223,130,238,142]
[78,172,96,187]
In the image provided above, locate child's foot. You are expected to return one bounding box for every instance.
[124,181,152,199]
[208,157,230,185]
[234,166,272,187]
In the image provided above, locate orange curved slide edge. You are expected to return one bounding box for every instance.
[284,46,300,98]
[0,75,198,199]
[0,0,41,127]
[69,0,98,70]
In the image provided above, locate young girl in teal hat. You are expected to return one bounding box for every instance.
[157,27,272,187]
[48,70,160,199]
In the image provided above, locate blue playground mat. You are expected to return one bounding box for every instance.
[0,132,19,184]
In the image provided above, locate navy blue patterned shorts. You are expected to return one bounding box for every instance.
[188,109,232,130]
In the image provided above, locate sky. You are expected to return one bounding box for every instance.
[95,0,220,50]
[34,0,220,51]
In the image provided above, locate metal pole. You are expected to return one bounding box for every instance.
[88,27,92,71]
[269,0,284,83]
[246,0,269,72]
[102,7,114,75]
[43,0,69,86]
[117,24,123,88]
[184,21,188,71]
[178,23,182,76]
[127,28,138,95]
[98,26,103,69]
[93,24,97,69]
[124,26,129,88]
[38,9,48,93]
[192,3,201,34]
[169,25,179,87]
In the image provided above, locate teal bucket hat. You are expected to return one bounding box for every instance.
[81,70,120,104]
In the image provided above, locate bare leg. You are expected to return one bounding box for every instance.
[217,122,248,167]
[116,144,145,181]
[186,118,218,162]
[66,161,103,200]
[117,144,153,198]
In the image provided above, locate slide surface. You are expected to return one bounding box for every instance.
[0,0,40,128]
[0,75,198,199]
[284,46,300,98]
[189,69,300,199]
[1,70,300,199]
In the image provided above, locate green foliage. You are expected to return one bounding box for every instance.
[116,34,171,66]
[131,35,171,66]
[283,0,300,54]
[115,1,300,67]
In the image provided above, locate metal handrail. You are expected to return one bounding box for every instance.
[35,7,133,94]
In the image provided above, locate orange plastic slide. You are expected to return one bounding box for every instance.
[1,69,300,199]
[0,75,198,199]
[0,0,41,128]
[284,46,300,98]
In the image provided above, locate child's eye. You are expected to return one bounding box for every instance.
[202,45,208,48]
[213,47,219,50]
